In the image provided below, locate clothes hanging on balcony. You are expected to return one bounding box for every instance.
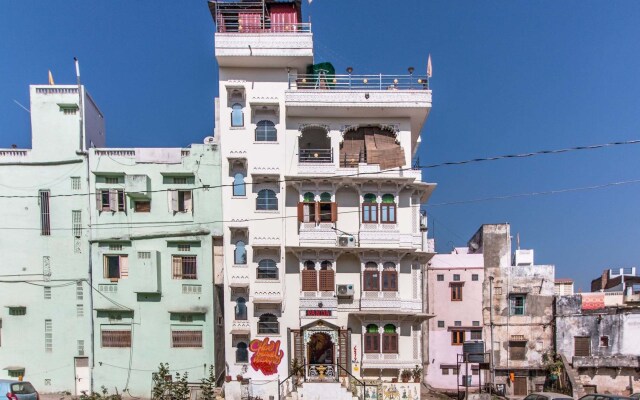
[269,4,298,32]
[238,12,261,32]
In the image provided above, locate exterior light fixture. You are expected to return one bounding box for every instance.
[363,78,368,84]
[346,67,353,74]
[408,67,415,75]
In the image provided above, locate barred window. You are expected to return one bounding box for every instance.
[172,256,197,279]
[257,259,278,280]
[101,330,131,348]
[171,330,203,348]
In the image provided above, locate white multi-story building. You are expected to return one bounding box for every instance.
[209,1,435,399]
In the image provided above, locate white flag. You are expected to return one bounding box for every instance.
[427,54,432,78]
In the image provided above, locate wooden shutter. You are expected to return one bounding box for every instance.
[119,256,129,278]
[184,191,193,212]
[293,330,304,365]
[330,202,338,222]
[172,256,182,279]
[168,190,178,212]
[574,336,591,357]
[301,269,318,291]
[109,189,118,212]
[509,341,526,360]
[319,269,334,291]
[297,202,304,222]
[513,377,528,396]
[338,329,349,377]
[96,190,102,210]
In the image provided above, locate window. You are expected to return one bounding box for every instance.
[302,261,318,291]
[381,262,398,291]
[233,172,246,196]
[231,103,244,127]
[257,259,278,279]
[437,321,445,328]
[172,256,197,279]
[9,307,26,316]
[138,252,151,259]
[380,194,396,223]
[234,241,247,264]
[509,341,526,360]
[76,282,83,300]
[437,274,444,281]
[297,192,337,223]
[235,297,247,320]
[105,177,119,184]
[39,190,51,235]
[45,319,52,352]
[171,330,203,348]
[364,324,380,353]
[363,262,379,291]
[362,193,378,223]
[134,201,151,212]
[76,304,84,317]
[453,274,460,281]
[256,189,278,211]
[574,336,591,357]
[71,177,81,190]
[454,321,461,327]
[382,324,398,353]
[72,210,82,237]
[472,321,480,327]
[451,330,464,345]
[258,314,279,334]
[319,261,334,291]
[44,287,52,300]
[599,336,609,347]
[101,330,132,348]
[177,244,191,252]
[173,177,187,185]
[236,342,248,363]
[104,255,128,280]
[255,120,277,141]
[97,189,126,212]
[169,190,192,213]
[441,368,449,375]
[472,274,479,281]
[471,330,482,340]
[451,283,463,301]
[510,295,526,315]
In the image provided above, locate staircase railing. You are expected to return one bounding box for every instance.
[277,363,368,400]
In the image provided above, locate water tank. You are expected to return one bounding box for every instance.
[463,340,484,363]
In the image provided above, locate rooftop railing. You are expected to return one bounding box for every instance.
[291,73,430,91]
[216,21,311,33]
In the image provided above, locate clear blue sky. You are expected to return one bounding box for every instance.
[2,1,640,291]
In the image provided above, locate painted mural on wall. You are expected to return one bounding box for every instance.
[249,338,284,375]
[582,293,605,310]
[361,382,420,400]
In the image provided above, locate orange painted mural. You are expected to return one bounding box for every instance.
[249,338,284,375]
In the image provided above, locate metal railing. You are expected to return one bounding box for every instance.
[216,22,311,33]
[278,363,367,400]
[292,73,430,91]
[299,148,332,163]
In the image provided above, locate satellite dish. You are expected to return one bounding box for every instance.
[204,136,215,144]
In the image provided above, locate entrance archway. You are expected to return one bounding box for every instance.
[308,332,334,365]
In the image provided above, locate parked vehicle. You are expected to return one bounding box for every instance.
[524,392,573,400]
[579,395,633,400]
[0,380,39,400]
[629,394,639,400]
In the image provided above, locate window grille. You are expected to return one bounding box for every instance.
[45,319,52,352]
[172,256,197,279]
[76,304,84,317]
[44,287,51,300]
[71,177,81,190]
[178,244,191,252]
[39,190,51,235]
[138,252,151,259]
[182,284,202,294]
[101,330,131,348]
[72,210,82,237]
[9,307,26,316]
[171,330,203,348]
[105,177,119,184]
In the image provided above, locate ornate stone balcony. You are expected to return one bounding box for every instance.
[360,291,422,312]
[361,353,421,369]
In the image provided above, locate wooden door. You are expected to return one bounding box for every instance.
[513,376,527,396]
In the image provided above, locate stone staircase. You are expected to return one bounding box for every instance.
[560,354,586,398]
[285,382,359,400]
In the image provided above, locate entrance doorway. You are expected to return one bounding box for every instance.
[74,357,90,395]
[308,332,334,365]
[513,376,527,396]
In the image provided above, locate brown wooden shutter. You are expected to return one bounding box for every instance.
[330,202,338,222]
[319,269,334,291]
[293,330,304,365]
[338,329,349,377]
[574,336,591,357]
[96,190,102,210]
[509,341,526,360]
[513,377,528,396]
[297,202,304,222]
[301,269,318,291]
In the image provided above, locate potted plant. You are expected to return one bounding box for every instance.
[236,374,244,381]
[400,369,412,383]
[412,365,423,383]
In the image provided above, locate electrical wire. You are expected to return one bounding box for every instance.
[1,138,638,199]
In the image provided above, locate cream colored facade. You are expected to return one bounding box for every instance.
[210,1,435,399]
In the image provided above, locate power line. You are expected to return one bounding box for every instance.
[427,178,640,207]
[1,138,638,199]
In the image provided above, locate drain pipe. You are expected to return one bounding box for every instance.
[489,275,495,386]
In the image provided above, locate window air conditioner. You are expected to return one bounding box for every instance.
[336,284,354,298]
[337,235,355,247]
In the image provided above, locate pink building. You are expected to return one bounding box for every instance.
[425,247,485,392]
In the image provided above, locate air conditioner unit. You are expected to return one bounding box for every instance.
[336,284,354,298]
[337,235,355,247]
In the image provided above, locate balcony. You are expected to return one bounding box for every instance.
[299,223,336,247]
[300,291,337,310]
[230,320,251,334]
[360,291,422,312]
[361,353,421,369]
[251,281,283,303]
[299,148,333,163]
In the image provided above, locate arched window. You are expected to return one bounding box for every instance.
[380,194,396,223]
[320,192,332,202]
[382,324,398,353]
[235,297,247,320]
[258,313,279,334]
[231,103,244,127]
[362,193,378,223]
[364,324,380,353]
[257,259,278,279]
[233,172,246,197]
[236,342,248,363]
[301,192,316,223]
[382,262,398,291]
[256,189,278,211]
[363,262,379,291]
[319,261,334,291]
[319,192,333,222]
[234,241,247,265]
[302,260,317,291]
[303,192,315,202]
[255,120,277,142]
